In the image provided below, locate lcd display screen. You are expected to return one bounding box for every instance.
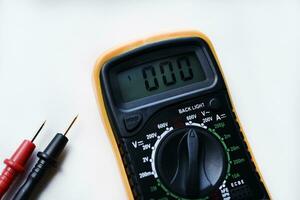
[116,52,206,102]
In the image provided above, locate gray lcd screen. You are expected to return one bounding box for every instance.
[117,52,206,102]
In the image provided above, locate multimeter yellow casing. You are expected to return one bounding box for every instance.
[93,31,270,199]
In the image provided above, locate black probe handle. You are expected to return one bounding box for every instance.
[12,159,50,200]
[12,134,68,200]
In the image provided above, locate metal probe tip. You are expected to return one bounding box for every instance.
[64,115,78,136]
[31,120,46,142]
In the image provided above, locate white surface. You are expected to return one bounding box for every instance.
[0,0,299,199]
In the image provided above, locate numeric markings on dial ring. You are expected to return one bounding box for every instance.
[146,132,157,140]
[139,171,154,179]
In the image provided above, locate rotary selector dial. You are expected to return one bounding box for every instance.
[152,126,227,199]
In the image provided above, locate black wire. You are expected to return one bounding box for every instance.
[12,134,68,200]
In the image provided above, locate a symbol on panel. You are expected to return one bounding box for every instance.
[142,156,149,163]
[203,116,213,123]
[200,111,210,116]
[219,181,231,200]
[138,141,144,146]
[142,144,151,150]
[220,114,226,119]
[132,141,138,148]
[132,140,144,148]
[216,114,227,121]
[216,114,222,121]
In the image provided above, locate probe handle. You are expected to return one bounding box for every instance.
[12,134,68,200]
[0,140,35,199]
[12,159,49,200]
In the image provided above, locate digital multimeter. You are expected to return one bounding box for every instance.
[93,31,270,200]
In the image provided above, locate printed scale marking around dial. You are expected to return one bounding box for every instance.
[128,99,235,199]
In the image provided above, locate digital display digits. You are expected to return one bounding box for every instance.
[117,53,206,102]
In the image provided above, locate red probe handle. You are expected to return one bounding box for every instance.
[0,140,35,198]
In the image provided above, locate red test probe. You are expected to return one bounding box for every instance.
[0,121,46,199]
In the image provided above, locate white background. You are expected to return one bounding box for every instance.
[0,0,299,199]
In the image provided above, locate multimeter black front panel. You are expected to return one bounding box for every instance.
[100,38,269,200]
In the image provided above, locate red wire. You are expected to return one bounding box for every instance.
[0,140,35,199]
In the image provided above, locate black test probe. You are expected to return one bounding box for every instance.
[12,116,78,200]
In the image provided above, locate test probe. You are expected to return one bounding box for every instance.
[12,116,78,200]
[0,121,46,199]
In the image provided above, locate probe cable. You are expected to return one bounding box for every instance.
[12,116,78,200]
[0,121,46,199]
